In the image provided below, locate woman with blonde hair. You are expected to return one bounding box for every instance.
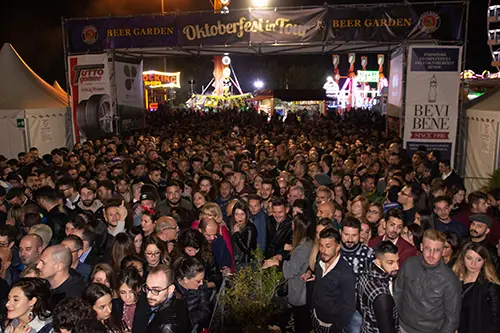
[453,242,500,333]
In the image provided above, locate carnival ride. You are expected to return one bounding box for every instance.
[489,0,500,70]
[324,53,388,110]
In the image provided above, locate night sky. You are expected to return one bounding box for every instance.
[0,0,492,99]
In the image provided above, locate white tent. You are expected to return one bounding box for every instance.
[464,88,500,192]
[52,81,67,97]
[0,43,69,158]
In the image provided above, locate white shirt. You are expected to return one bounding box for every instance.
[108,221,125,237]
[319,253,341,278]
[442,170,452,180]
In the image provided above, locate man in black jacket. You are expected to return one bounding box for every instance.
[132,264,191,333]
[33,186,69,245]
[265,197,292,259]
[302,227,356,333]
[357,241,400,333]
[37,244,85,310]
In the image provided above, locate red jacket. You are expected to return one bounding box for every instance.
[369,235,417,265]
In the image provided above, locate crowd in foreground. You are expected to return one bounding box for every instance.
[0,108,497,333]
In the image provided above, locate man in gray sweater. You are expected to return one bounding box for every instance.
[394,229,461,333]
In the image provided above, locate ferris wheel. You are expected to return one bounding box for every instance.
[488,0,500,70]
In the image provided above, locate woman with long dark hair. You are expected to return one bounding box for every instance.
[453,242,500,333]
[230,201,257,269]
[141,235,168,269]
[90,263,115,290]
[110,233,136,272]
[112,266,142,332]
[173,256,211,330]
[5,278,52,333]
[83,283,121,333]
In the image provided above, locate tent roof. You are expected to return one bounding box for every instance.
[0,43,68,109]
[52,81,66,95]
[465,86,500,112]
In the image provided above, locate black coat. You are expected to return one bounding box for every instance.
[46,206,69,245]
[132,292,191,333]
[175,280,212,329]
[265,217,292,259]
[459,276,500,333]
[232,223,257,267]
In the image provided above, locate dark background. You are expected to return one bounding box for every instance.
[0,0,492,101]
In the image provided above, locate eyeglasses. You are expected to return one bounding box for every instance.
[367,210,380,215]
[162,226,179,232]
[70,248,82,253]
[422,247,443,254]
[399,192,412,197]
[145,251,161,257]
[142,284,169,296]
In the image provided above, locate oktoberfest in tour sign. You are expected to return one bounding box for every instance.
[64,3,464,53]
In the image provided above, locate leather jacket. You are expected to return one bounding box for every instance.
[232,222,257,266]
[132,293,191,333]
[459,276,500,333]
[265,217,292,258]
[394,256,461,333]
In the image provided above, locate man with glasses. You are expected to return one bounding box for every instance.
[132,264,191,333]
[61,235,91,281]
[397,184,421,225]
[394,229,461,333]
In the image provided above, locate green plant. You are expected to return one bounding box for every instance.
[220,249,283,332]
[485,168,500,192]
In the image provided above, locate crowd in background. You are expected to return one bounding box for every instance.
[0,108,497,333]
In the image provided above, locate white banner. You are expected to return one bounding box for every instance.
[115,60,144,109]
[68,53,112,141]
[387,48,404,138]
[404,45,462,165]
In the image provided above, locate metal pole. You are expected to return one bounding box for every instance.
[61,17,76,147]
[456,0,470,176]
[161,0,164,14]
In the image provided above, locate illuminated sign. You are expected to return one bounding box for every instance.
[142,71,181,88]
[357,70,379,83]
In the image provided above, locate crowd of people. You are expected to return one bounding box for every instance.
[0,108,497,333]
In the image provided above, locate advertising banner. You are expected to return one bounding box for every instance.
[326,3,464,43]
[176,8,326,46]
[387,48,405,138]
[65,4,464,53]
[404,45,462,164]
[115,58,145,133]
[68,53,113,141]
[66,16,177,53]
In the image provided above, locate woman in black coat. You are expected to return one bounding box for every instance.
[173,256,212,332]
[230,201,257,269]
[453,242,500,333]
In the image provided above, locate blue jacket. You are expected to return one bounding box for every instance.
[76,260,92,281]
[211,235,232,269]
[250,210,267,254]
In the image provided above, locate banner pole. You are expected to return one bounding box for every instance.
[61,17,76,147]
[456,0,470,176]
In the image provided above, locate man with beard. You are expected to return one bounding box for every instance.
[357,241,400,333]
[259,179,274,213]
[303,227,356,333]
[341,216,375,277]
[58,177,80,211]
[468,214,499,263]
[132,265,191,333]
[340,216,375,333]
[75,184,104,220]
[156,180,193,227]
[369,208,416,266]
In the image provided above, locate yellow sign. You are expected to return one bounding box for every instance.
[142,71,181,89]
